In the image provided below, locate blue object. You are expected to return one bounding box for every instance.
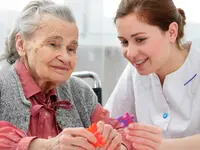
[163,112,168,119]
[184,74,197,86]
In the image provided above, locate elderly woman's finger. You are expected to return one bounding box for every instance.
[59,135,95,150]
[100,129,122,150]
[62,127,97,144]
[96,121,105,134]
[52,144,87,150]
[106,132,122,150]
[101,124,113,140]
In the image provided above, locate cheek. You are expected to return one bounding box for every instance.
[122,48,126,55]
[147,41,170,69]
[30,48,54,71]
[37,47,56,63]
[121,47,128,59]
[70,56,77,69]
[145,40,166,58]
[34,49,47,64]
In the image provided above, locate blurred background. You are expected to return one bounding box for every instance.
[0,0,200,105]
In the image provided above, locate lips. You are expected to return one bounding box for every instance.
[51,66,69,71]
[134,58,148,65]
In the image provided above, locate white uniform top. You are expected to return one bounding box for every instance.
[105,49,200,139]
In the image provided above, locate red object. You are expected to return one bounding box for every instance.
[87,123,106,147]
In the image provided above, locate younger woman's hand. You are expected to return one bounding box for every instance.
[125,123,162,150]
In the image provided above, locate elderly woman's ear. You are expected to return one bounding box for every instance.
[15,33,26,57]
[182,41,192,51]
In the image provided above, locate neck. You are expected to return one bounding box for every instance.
[156,45,188,85]
[33,75,57,94]
[35,80,56,94]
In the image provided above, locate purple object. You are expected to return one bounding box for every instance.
[117,112,134,127]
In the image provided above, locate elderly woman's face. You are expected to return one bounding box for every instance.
[21,14,78,84]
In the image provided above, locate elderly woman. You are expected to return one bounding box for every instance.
[0,0,128,150]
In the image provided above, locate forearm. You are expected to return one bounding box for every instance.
[0,121,38,150]
[161,135,200,150]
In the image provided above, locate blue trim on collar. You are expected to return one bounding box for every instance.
[184,74,197,86]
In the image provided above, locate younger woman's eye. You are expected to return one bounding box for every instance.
[120,40,128,47]
[135,37,147,43]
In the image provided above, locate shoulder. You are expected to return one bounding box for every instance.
[58,76,98,104]
[0,64,14,87]
[68,76,92,88]
[59,76,98,118]
[185,48,200,73]
[189,48,200,60]
[0,65,19,103]
[67,76,95,95]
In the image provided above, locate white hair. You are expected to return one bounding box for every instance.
[0,0,76,64]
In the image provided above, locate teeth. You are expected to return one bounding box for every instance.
[135,59,146,65]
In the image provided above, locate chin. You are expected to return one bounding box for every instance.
[50,74,70,84]
[137,69,152,76]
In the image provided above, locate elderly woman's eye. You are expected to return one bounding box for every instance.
[67,45,77,53]
[49,43,61,49]
[49,43,56,47]
[68,48,76,53]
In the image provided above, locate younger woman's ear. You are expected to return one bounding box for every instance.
[167,22,178,43]
[15,33,26,56]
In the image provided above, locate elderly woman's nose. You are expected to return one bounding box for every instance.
[57,49,71,63]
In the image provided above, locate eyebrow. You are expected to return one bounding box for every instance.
[71,40,78,46]
[118,32,146,39]
[46,35,63,41]
[45,36,78,46]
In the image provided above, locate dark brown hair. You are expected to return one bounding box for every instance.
[114,0,186,48]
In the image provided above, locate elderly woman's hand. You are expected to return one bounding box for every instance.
[97,121,123,150]
[44,127,97,150]
[124,123,162,150]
